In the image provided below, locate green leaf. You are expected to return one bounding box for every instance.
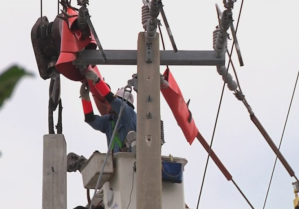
[0,65,34,109]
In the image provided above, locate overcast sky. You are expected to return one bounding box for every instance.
[1,0,299,209]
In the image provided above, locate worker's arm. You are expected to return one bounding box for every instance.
[85,69,136,130]
[85,68,125,110]
[80,82,109,133]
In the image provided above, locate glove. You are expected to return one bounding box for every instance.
[85,69,100,84]
[80,82,90,101]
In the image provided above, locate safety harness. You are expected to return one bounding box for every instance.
[110,120,123,151]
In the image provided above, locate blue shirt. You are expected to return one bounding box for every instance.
[86,97,136,153]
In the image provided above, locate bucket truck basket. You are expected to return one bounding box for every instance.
[80,152,114,189]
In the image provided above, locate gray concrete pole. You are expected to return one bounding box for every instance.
[136,32,162,209]
[43,134,67,209]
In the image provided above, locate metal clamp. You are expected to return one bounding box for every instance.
[66,152,87,172]
[127,74,138,92]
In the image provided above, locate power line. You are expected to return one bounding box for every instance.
[196,80,227,209]
[232,179,255,208]
[196,0,247,208]
[158,16,252,209]
[262,69,299,209]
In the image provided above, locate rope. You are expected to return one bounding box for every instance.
[262,69,299,209]
[126,165,135,209]
[88,87,132,209]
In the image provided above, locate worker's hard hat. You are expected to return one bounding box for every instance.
[115,88,134,108]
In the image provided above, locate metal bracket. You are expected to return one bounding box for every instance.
[146,43,153,63]
[127,74,138,92]
[74,49,225,66]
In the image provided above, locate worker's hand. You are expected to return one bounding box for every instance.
[85,69,100,84]
[80,82,90,101]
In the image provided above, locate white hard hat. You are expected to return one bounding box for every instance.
[115,88,134,108]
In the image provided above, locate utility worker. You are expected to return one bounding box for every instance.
[80,68,137,153]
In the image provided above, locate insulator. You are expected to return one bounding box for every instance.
[213,27,221,49]
[78,7,88,31]
[161,120,165,145]
[77,0,89,6]
[213,9,231,58]
[216,65,238,91]
[214,31,227,58]
[146,19,157,40]
[217,65,226,76]
[150,0,160,18]
[220,10,230,31]
[37,22,53,38]
[142,5,151,30]
[222,72,233,83]
[227,80,238,91]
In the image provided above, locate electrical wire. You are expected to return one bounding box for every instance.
[87,189,91,206]
[196,1,248,208]
[232,179,254,208]
[126,165,135,209]
[160,20,251,208]
[159,15,253,209]
[88,87,133,209]
[196,77,227,209]
[158,24,168,70]
[160,1,250,207]
[262,70,299,209]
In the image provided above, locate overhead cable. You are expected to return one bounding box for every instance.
[158,16,233,182]
[262,70,299,209]
[224,0,299,202]
[196,1,255,209]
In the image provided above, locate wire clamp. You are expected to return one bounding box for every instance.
[234,90,245,101]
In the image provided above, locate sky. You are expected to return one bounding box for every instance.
[1,0,299,209]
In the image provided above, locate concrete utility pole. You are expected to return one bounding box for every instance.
[43,134,67,209]
[136,32,162,209]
